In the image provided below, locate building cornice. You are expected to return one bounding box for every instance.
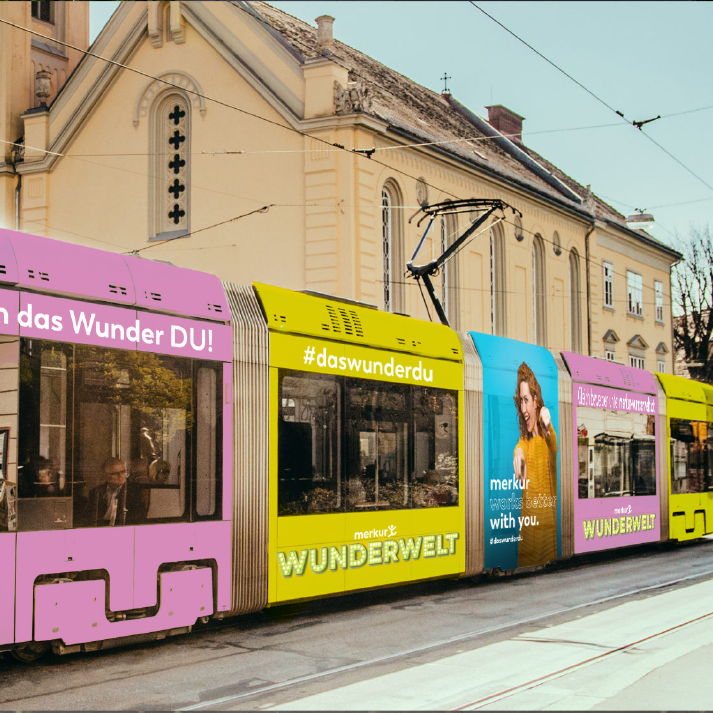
[386,123,596,227]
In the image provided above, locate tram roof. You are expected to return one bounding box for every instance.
[253,282,463,361]
[0,229,229,323]
[657,371,713,405]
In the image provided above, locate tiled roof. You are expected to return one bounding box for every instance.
[247,2,680,257]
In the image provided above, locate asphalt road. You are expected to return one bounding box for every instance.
[1,539,713,711]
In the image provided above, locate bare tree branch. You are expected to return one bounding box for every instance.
[673,226,713,382]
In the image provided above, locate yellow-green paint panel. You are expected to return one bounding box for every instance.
[266,327,466,604]
[253,282,463,362]
[657,372,713,542]
[657,372,713,404]
[271,507,465,603]
[270,332,463,391]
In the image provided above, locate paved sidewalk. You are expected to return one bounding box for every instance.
[270,578,713,710]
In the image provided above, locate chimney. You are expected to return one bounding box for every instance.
[315,15,335,53]
[485,104,525,144]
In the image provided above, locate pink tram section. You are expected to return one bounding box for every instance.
[561,352,664,554]
[0,228,233,653]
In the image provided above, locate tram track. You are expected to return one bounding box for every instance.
[1,555,712,711]
[455,607,713,710]
[178,566,713,711]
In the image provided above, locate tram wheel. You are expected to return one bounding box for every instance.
[11,641,50,663]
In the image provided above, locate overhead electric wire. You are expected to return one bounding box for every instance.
[469,2,626,120]
[127,204,275,254]
[236,0,707,241]
[0,15,467,222]
[0,13,681,269]
[0,11,653,227]
[469,1,713,195]
[0,14,684,233]
[52,120,631,158]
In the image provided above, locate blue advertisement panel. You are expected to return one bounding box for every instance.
[469,332,560,570]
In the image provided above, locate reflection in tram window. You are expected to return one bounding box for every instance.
[670,418,713,493]
[576,406,656,498]
[279,372,340,514]
[278,369,458,515]
[18,339,222,531]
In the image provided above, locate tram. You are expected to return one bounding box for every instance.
[0,226,709,661]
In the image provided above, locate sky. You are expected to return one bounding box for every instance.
[89,1,713,251]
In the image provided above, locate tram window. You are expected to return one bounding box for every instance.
[670,418,713,494]
[345,380,409,510]
[18,339,222,531]
[277,369,458,515]
[278,371,339,515]
[576,406,656,498]
[409,387,458,508]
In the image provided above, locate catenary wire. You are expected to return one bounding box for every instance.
[1,13,682,244]
[0,15,674,231]
[6,118,680,287]
[469,1,713,195]
[0,15,466,203]
[52,120,631,157]
[0,15,681,270]
[127,204,275,254]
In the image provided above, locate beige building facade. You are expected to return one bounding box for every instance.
[0,1,680,368]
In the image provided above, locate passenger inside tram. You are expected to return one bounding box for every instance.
[87,457,148,527]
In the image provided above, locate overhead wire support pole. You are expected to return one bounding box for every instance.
[406,198,522,326]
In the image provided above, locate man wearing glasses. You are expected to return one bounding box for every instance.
[88,457,139,527]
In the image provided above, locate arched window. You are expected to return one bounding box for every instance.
[441,213,460,328]
[569,248,582,352]
[532,234,546,346]
[490,222,506,336]
[381,181,404,312]
[150,92,190,240]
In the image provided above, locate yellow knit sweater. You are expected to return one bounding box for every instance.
[514,424,557,567]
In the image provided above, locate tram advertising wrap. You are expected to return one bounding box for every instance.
[469,333,560,570]
[563,352,661,553]
[258,285,466,603]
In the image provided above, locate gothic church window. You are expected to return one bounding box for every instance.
[151,93,190,240]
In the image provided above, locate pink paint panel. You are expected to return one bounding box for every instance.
[573,383,657,415]
[133,521,232,612]
[34,567,213,645]
[136,312,232,362]
[571,383,662,555]
[6,229,136,306]
[0,534,15,644]
[574,495,660,553]
[0,229,230,322]
[125,254,229,322]
[223,362,233,522]
[19,292,140,351]
[15,528,134,643]
[562,351,657,394]
[0,287,19,336]
[0,230,20,285]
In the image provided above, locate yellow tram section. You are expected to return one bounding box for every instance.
[657,372,713,541]
[254,284,466,604]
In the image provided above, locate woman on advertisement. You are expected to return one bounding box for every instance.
[513,362,558,567]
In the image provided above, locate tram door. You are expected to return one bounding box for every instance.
[0,336,19,645]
